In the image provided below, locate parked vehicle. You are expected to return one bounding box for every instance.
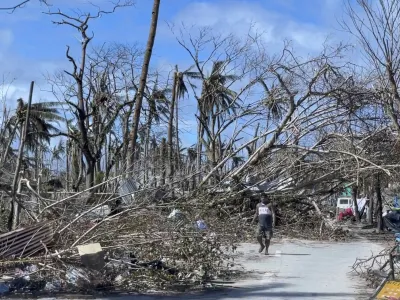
[336,197,352,211]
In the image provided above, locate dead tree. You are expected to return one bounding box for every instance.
[343,0,400,133]
[45,2,133,189]
[127,0,161,170]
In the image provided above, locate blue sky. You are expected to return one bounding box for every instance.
[0,0,351,147]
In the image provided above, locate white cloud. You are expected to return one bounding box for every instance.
[164,1,331,54]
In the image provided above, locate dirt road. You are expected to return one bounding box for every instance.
[41,239,384,300]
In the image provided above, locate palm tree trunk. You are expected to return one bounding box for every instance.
[175,70,181,181]
[151,135,157,187]
[144,110,152,184]
[196,117,204,183]
[127,0,161,170]
[160,137,166,185]
[167,71,177,184]
[9,81,34,230]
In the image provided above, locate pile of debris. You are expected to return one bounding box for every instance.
[206,192,350,241]
[0,195,242,296]
[274,201,350,241]
[0,177,354,296]
[352,245,396,290]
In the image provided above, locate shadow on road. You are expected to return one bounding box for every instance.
[276,253,311,256]
[99,283,365,299]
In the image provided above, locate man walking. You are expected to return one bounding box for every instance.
[252,195,273,255]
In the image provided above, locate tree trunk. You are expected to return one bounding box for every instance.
[66,140,70,192]
[167,71,177,184]
[160,137,166,185]
[352,186,360,222]
[121,104,133,174]
[196,119,205,181]
[375,174,384,232]
[9,81,34,231]
[86,159,95,192]
[368,195,374,225]
[175,68,181,181]
[127,0,161,170]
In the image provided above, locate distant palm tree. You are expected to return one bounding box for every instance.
[167,65,193,182]
[50,140,66,174]
[199,61,239,121]
[259,79,288,121]
[2,98,64,164]
[144,80,169,183]
[197,61,239,179]
[14,98,64,150]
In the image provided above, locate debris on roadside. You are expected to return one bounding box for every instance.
[0,222,55,259]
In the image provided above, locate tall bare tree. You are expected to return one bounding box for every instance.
[127,0,161,171]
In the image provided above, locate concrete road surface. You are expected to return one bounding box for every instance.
[41,239,384,300]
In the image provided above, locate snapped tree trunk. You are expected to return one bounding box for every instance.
[127,0,161,170]
[9,81,34,231]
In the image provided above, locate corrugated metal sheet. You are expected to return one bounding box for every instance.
[118,178,137,204]
[0,222,54,259]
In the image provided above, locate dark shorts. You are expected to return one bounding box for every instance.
[256,227,273,240]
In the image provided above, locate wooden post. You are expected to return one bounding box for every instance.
[9,81,34,230]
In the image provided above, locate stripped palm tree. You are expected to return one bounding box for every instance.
[167,65,193,183]
[196,61,239,182]
[259,79,289,122]
[144,80,169,184]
